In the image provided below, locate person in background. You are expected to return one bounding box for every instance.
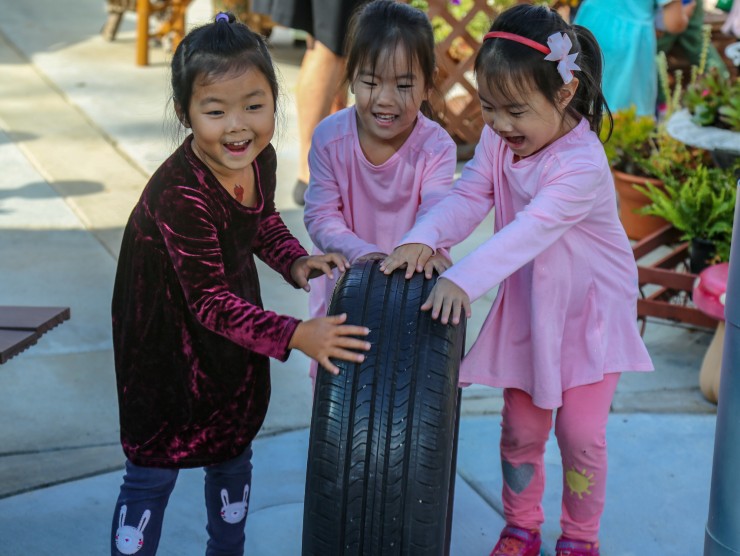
[302,0,458,381]
[109,13,369,556]
[382,4,653,555]
[574,0,695,117]
[252,0,367,205]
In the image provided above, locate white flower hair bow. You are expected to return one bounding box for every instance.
[544,32,580,84]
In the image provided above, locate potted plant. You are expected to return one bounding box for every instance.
[682,67,740,131]
[634,164,737,273]
[600,106,708,240]
[662,24,740,169]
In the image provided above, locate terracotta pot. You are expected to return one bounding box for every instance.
[612,169,669,241]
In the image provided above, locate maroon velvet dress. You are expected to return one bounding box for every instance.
[112,136,308,468]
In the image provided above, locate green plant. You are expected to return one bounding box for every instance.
[682,67,740,131]
[635,164,737,260]
[718,93,740,132]
[600,107,708,179]
[634,125,709,181]
[599,106,655,174]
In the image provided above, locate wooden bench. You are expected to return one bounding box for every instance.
[0,306,70,364]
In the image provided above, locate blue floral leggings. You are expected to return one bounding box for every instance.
[111,446,253,556]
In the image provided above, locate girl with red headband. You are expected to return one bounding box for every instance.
[381,4,653,555]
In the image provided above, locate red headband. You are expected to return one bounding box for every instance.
[482,31,580,84]
[483,31,550,55]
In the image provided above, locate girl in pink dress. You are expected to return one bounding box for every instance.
[382,4,653,556]
[302,0,458,379]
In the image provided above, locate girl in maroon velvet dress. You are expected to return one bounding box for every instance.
[110,12,369,556]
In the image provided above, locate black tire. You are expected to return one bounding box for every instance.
[302,260,466,556]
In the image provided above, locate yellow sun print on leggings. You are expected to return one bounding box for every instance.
[566,466,596,499]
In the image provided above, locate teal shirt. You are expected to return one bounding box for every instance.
[575,0,672,117]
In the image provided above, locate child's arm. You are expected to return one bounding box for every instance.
[252,212,312,287]
[415,129,458,278]
[381,127,500,276]
[250,150,315,285]
[288,313,370,375]
[154,188,303,361]
[438,161,603,305]
[303,143,384,262]
[660,0,695,34]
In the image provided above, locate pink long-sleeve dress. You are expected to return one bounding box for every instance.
[303,107,457,375]
[401,119,654,409]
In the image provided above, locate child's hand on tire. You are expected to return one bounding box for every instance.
[289,313,370,374]
[291,254,350,291]
[421,278,471,325]
[423,252,452,279]
[380,244,433,278]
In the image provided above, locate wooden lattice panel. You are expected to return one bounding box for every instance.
[425,0,508,146]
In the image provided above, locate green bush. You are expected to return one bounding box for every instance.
[635,165,737,261]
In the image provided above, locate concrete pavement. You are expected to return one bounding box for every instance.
[0,0,723,554]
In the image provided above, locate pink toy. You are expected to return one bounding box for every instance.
[694,263,729,404]
[694,263,729,321]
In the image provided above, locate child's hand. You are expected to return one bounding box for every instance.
[291,254,350,292]
[356,252,387,262]
[421,278,471,326]
[379,244,433,278]
[423,252,452,279]
[289,313,371,375]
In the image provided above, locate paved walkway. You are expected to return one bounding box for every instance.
[0,1,722,554]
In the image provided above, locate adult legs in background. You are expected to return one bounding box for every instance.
[204,445,254,556]
[555,373,620,543]
[111,461,178,556]
[292,37,347,204]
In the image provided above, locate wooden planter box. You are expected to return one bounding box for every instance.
[632,225,719,332]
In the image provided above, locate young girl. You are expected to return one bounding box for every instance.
[303,0,457,379]
[574,0,694,117]
[381,5,653,556]
[110,13,369,556]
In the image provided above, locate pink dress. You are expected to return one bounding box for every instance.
[401,119,654,409]
[304,107,457,375]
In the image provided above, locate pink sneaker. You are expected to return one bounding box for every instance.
[489,525,541,556]
[555,536,600,556]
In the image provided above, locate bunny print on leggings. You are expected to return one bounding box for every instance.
[115,505,151,555]
[220,484,250,524]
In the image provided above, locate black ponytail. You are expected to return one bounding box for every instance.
[570,25,612,139]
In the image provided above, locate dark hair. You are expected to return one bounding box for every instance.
[474,4,612,138]
[344,0,437,118]
[170,12,279,124]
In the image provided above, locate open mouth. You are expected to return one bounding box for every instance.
[503,135,525,148]
[374,113,397,125]
[224,140,250,153]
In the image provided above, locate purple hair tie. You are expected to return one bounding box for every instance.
[215,12,229,23]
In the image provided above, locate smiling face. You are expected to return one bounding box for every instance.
[182,66,275,184]
[476,74,578,159]
[351,44,429,161]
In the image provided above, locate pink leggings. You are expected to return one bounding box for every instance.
[499,373,620,542]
